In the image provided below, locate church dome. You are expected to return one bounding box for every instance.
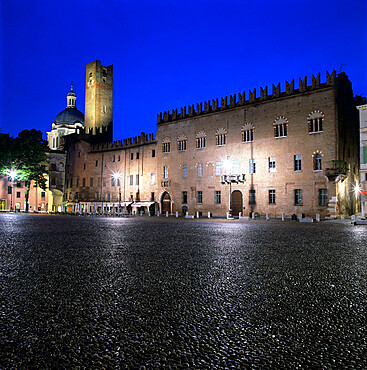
[54,107,84,125]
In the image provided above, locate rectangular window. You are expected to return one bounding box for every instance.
[112,155,115,162]
[117,179,120,186]
[178,140,187,151]
[82,178,86,187]
[196,137,206,149]
[103,177,106,187]
[183,164,188,178]
[136,174,139,185]
[242,129,253,142]
[162,142,171,153]
[151,192,155,201]
[215,190,221,204]
[90,177,93,187]
[131,153,134,160]
[363,146,367,164]
[216,134,226,146]
[41,192,45,198]
[269,157,276,172]
[163,166,168,179]
[152,149,155,158]
[130,175,134,186]
[111,178,115,186]
[197,191,203,204]
[309,118,323,133]
[136,153,140,160]
[136,192,140,201]
[295,189,302,205]
[95,160,98,167]
[8,186,12,194]
[233,160,239,175]
[250,159,256,174]
[16,191,21,198]
[151,173,155,185]
[50,163,57,171]
[76,178,79,188]
[269,190,275,204]
[198,163,203,177]
[216,162,221,176]
[118,155,120,162]
[51,177,56,186]
[182,191,188,204]
[294,154,302,171]
[274,124,287,137]
[249,189,256,204]
[319,189,327,206]
[70,179,73,188]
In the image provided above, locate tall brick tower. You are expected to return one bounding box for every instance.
[85,60,113,141]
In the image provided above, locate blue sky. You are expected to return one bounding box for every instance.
[1,0,366,141]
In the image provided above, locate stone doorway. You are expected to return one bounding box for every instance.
[231,190,243,216]
[161,192,171,215]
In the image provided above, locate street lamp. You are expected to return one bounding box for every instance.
[112,172,122,214]
[9,169,17,212]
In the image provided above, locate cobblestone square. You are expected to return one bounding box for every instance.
[1,214,366,368]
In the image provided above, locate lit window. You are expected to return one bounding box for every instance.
[273,117,288,138]
[249,189,256,204]
[197,191,203,204]
[250,159,256,174]
[319,189,327,206]
[183,165,188,178]
[269,157,276,172]
[314,153,322,171]
[163,166,168,179]
[269,190,275,204]
[198,163,203,177]
[216,162,221,176]
[295,189,302,205]
[294,155,301,171]
[215,191,221,204]
[308,111,324,133]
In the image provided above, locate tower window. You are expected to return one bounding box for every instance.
[102,68,107,77]
[89,72,92,77]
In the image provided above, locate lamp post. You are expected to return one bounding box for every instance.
[9,169,17,212]
[113,172,122,215]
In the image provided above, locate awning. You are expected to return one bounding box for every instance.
[132,202,155,207]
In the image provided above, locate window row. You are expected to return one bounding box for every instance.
[162,112,325,152]
[168,153,324,179]
[180,189,327,206]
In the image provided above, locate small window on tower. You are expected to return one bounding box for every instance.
[103,106,106,113]
[102,68,107,77]
[89,72,92,77]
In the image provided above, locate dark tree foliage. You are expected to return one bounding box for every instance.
[0,129,49,212]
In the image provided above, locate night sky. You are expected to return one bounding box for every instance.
[1,0,366,141]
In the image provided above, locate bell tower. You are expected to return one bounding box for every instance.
[85,60,113,141]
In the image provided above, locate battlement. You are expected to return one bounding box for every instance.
[90,132,156,151]
[157,71,337,124]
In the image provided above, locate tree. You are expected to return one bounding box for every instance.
[0,129,49,212]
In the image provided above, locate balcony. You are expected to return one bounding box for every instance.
[221,174,246,184]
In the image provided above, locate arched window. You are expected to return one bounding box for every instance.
[196,131,206,149]
[273,116,288,138]
[162,137,171,153]
[312,151,323,171]
[177,134,187,151]
[308,110,324,133]
[215,128,227,146]
[242,123,254,143]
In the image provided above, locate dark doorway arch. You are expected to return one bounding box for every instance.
[161,192,171,214]
[231,190,243,216]
[182,206,188,216]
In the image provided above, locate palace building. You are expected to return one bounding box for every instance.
[60,60,359,218]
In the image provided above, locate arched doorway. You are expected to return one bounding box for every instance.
[231,190,243,216]
[161,192,171,214]
[182,206,188,216]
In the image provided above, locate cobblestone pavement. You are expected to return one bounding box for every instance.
[0,214,367,368]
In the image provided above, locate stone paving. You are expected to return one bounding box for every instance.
[0,214,366,368]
